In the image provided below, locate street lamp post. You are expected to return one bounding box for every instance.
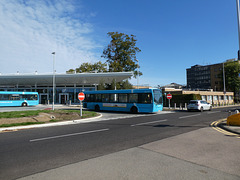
[223,62,226,105]
[52,52,55,110]
[135,59,139,89]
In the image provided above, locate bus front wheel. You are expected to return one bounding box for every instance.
[95,105,100,112]
[130,106,138,114]
[22,102,28,107]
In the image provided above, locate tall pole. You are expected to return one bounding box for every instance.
[223,62,226,104]
[52,52,55,110]
[135,59,139,89]
[236,0,240,59]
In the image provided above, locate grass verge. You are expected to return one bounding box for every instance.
[0,109,98,128]
[0,110,50,118]
[0,122,45,128]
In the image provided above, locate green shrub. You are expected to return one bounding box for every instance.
[163,94,201,107]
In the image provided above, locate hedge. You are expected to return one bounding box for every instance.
[163,94,201,107]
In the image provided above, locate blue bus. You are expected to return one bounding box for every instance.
[83,89,163,113]
[0,91,39,107]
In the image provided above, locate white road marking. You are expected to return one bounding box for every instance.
[207,111,220,114]
[30,128,109,142]
[179,114,201,119]
[131,119,167,127]
[99,111,173,121]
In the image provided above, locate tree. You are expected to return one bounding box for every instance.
[105,79,121,90]
[66,69,75,74]
[66,61,107,73]
[224,61,240,94]
[75,62,93,73]
[104,79,133,90]
[102,32,142,78]
[97,80,106,90]
[120,80,133,89]
[91,61,108,73]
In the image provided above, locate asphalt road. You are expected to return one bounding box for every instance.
[0,107,235,180]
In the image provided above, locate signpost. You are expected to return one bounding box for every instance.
[78,92,85,117]
[167,93,172,109]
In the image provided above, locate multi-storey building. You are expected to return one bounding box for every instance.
[187,62,227,91]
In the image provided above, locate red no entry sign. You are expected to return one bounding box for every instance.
[78,92,85,101]
[167,94,172,100]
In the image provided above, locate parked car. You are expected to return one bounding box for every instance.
[187,100,212,112]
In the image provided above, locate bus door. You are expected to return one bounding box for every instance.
[59,93,69,104]
[40,93,49,104]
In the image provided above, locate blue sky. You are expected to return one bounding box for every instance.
[0,0,238,87]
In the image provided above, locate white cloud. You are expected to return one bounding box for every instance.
[0,0,101,74]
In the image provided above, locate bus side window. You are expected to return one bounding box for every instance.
[0,94,9,100]
[95,94,102,102]
[102,94,109,103]
[138,93,152,104]
[90,94,95,102]
[85,94,90,102]
[119,94,128,103]
[129,94,138,103]
[110,94,118,103]
[22,95,28,100]
[11,95,20,100]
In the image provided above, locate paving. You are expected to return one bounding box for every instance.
[18,125,240,180]
[221,123,240,134]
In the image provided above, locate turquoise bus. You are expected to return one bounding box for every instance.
[0,91,39,107]
[83,89,163,113]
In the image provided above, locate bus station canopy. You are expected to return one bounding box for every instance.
[0,72,133,86]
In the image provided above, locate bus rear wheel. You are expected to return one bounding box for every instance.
[95,105,100,112]
[22,102,28,107]
[130,106,138,114]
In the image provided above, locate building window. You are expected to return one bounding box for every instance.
[219,96,223,100]
[224,95,228,100]
[207,95,212,101]
[201,95,206,100]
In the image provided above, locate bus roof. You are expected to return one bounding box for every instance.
[83,89,161,94]
[0,91,38,95]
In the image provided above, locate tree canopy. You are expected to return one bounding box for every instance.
[66,32,142,89]
[101,32,142,78]
[66,61,107,74]
[224,61,240,94]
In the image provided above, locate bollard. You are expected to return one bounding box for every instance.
[174,103,176,109]
[228,110,232,117]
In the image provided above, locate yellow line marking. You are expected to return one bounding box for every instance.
[211,119,240,138]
